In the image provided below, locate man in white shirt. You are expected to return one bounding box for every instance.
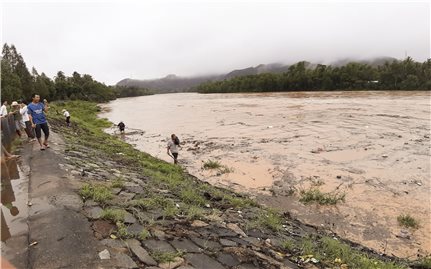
[19,101,35,140]
[167,134,180,164]
[0,101,8,116]
[62,109,71,127]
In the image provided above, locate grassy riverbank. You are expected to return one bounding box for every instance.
[46,101,421,269]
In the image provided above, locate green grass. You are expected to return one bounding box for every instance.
[180,188,206,206]
[282,239,297,252]
[111,178,125,189]
[116,221,131,239]
[138,229,151,241]
[397,214,419,229]
[202,160,234,175]
[299,188,345,205]
[185,205,204,220]
[100,208,126,222]
[79,183,113,204]
[247,210,283,232]
[151,250,183,264]
[202,160,222,169]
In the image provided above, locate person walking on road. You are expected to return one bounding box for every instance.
[167,134,180,164]
[27,94,50,150]
[19,100,36,141]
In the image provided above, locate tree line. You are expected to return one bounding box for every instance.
[194,59,431,93]
[1,44,151,103]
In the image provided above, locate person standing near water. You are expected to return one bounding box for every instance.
[167,134,180,164]
[62,109,71,127]
[118,121,125,133]
[27,94,50,150]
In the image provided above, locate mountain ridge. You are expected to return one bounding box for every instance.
[116,57,397,92]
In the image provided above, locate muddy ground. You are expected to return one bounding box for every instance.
[100,91,431,259]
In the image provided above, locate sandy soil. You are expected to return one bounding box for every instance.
[101,91,431,259]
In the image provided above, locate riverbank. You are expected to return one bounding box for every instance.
[40,101,425,268]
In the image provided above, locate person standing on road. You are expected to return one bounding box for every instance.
[10,101,23,137]
[0,101,8,116]
[62,109,71,127]
[27,94,50,150]
[167,134,180,164]
[19,100,35,141]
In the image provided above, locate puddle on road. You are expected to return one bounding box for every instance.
[1,157,28,242]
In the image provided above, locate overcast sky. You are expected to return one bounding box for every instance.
[1,0,430,85]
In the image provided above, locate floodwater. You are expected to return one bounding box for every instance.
[101,91,431,259]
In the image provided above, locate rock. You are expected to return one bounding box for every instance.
[191,220,208,228]
[253,250,284,267]
[152,228,167,240]
[217,253,240,267]
[246,229,266,238]
[119,191,136,202]
[226,223,247,237]
[177,266,195,269]
[101,239,127,250]
[159,257,184,269]
[99,249,110,260]
[92,220,115,239]
[170,239,202,253]
[112,252,138,268]
[237,264,260,269]
[190,237,222,251]
[85,206,103,220]
[185,253,225,269]
[219,238,238,247]
[126,239,157,266]
[142,240,176,253]
[127,223,145,236]
[228,237,250,246]
[111,188,122,195]
[125,185,145,194]
[84,200,99,207]
[212,226,237,237]
[243,237,261,246]
[396,229,412,239]
[124,212,137,224]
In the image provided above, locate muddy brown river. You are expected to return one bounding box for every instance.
[101,91,431,259]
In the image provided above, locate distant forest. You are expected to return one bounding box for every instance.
[194,59,431,93]
[2,43,429,103]
[1,44,151,103]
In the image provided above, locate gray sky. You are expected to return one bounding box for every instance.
[1,0,430,85]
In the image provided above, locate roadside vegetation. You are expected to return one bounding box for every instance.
[47,101,411,268]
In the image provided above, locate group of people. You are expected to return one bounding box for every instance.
[1,94,54,151]
[116,122,180,164]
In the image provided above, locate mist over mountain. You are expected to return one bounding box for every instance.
[116,57,398,92]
